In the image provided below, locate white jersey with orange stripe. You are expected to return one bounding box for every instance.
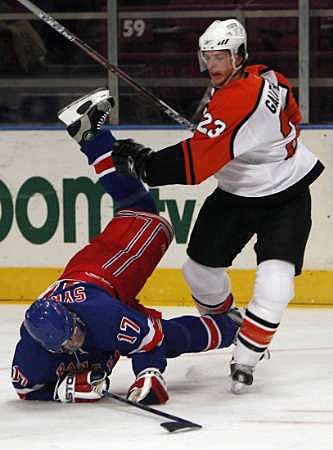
[142,66,323,195]
[176,67,321,198]
[214,73,317,197]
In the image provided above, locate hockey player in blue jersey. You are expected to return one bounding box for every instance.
[11,89,240,405]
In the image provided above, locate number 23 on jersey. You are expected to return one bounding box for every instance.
[197,111,226,138]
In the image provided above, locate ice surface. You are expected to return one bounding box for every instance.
[1,305,333,450]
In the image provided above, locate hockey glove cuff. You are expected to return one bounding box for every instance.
[127,368,169,405]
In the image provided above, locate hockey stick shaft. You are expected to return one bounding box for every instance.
[16,0,196,130]
[106,392,202,430]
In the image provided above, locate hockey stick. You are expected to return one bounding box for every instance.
[190,84,212,124]
[106,392,202,433]
[16,0,196,131]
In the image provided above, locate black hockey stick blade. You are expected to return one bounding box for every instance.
[106,392,202,432]
[160,420,202,433]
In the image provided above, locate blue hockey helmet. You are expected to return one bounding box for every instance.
[24,299,75,353]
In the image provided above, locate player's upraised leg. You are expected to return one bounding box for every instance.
[58,88,157,213]
[57,89,172,306]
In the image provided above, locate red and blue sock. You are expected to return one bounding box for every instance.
[82,129,157,213]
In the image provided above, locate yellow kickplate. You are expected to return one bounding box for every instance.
[0,268,332,307]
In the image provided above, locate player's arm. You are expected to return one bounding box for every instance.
[91,300,168,405]
[112,83,261,185]
[12,368,108,403]
[12,342,57,401]
[119,310,169,405]
[12,356,111,403]
[95,301,165,358]
[12,370,56,401]
[111,138,187,185]
[11,330,59,400]
[111,132,233,186]
[111,89,237,186]
[12,328,111,402]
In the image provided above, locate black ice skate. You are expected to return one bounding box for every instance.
[57,88,114,146]
[230,360,254,394]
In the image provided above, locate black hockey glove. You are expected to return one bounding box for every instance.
[112,139,153,181]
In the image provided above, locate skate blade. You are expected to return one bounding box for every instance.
[58,88,110,126]
[230,381,248,394]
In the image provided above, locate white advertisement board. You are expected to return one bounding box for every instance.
[0,128,331,270]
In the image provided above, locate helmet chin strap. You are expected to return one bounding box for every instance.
[231,50,244,71]
[74,351,81,365]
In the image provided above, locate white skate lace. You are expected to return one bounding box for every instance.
[96,111,110,130]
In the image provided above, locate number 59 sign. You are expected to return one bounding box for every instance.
[121,19,152,40]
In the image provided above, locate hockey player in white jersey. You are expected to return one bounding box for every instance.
[111,19,324,393]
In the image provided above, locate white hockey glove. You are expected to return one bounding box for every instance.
[54,369,110,403]
[127,368,169,405]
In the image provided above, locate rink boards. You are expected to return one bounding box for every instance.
[0,127,332,306]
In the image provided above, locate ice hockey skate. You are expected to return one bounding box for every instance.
[57,88,114,146]
[230,360,254,394]
[230,348,271,394]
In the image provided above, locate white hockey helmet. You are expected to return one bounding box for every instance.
[198,19,248,71]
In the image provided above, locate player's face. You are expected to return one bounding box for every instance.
[203,50,235,86]
[62,323,85,353]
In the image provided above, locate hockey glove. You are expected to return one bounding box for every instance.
[54,368,110,403]
[112,139,153,180]
[127,368,169,405]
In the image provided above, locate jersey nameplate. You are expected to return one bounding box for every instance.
[265,83,280,114]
